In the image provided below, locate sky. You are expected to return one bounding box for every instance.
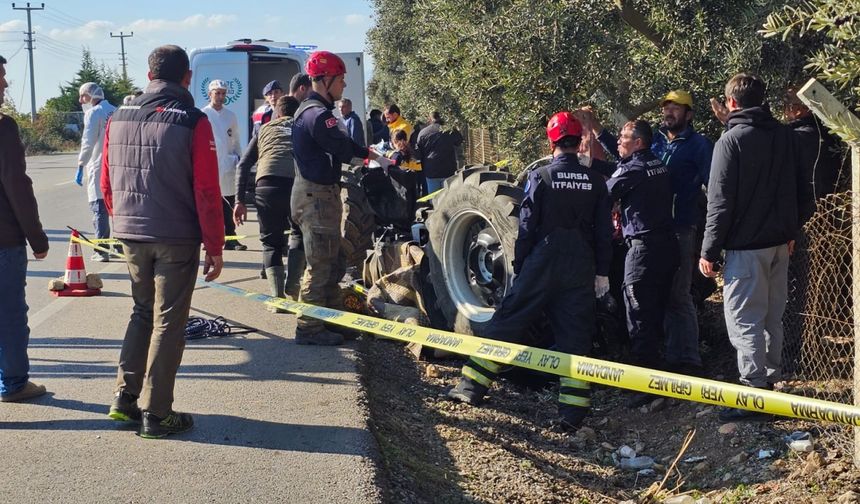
[0,0,375,113]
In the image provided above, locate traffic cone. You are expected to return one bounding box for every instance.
[51,230,101,297]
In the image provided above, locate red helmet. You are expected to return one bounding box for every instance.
[546,111,583,143]
[305,51,346,78]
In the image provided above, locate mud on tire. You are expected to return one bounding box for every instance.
[425,165,523,335]
[341,169,377,272]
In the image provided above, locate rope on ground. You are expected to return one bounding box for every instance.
[184,316,255,340]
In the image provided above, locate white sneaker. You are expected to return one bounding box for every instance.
[90,252,108,262]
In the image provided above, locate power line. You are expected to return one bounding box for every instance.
[12,2,44,122]
[40,10,80,29]
[48,5,89,26]
[6,43,26,61]
[18,52,28,112]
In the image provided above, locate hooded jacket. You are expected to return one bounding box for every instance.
[701,106,816,261]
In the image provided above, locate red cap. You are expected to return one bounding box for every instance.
[546,111,583,143]
[305,51,346,78]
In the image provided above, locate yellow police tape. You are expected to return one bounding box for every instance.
[69,234,860,427]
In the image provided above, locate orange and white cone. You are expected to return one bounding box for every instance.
[52,230,101,297]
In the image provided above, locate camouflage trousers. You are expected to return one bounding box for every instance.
[290,172,346,334]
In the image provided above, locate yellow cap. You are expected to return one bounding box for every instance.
[661,90,693,108]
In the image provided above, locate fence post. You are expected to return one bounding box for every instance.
[796,78,860,467]
[855,146,860,468]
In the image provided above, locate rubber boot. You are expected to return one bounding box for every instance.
[447,377,488,406]
[285,243,306,300]
[265,266,288,313]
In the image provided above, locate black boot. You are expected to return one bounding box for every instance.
[558,405,589,430]
[285,244,306,300]
[447,378,488,406]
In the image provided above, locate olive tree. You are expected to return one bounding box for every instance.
[368,0,807,167]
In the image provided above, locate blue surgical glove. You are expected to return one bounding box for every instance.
[74,166,84,186]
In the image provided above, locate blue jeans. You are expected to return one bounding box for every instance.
[0,246,31,396]
[663,226,701,367]
[90,199,110,239]
[426,177,446,194]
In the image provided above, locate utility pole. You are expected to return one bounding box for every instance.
[12,2,44,123]
[110,31,133,81]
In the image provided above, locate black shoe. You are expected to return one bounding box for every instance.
[108,391,142,422]
[260,267,267,279]
[447,378,488,406]
[224,240,247,251]
[625,391,657,409]
[718,407,773,423]
[139,411,194,439]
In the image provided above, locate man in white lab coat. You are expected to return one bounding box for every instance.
[202,79,246,250]
[77,82,116,262]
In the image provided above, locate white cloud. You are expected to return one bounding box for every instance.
[344,14,369,26]
[47,21,115,41]
[121,14,237,34]
[0,19,26,32]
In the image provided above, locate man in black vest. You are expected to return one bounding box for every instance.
[102,45,225,438]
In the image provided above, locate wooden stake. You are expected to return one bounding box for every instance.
[797,78,860,467]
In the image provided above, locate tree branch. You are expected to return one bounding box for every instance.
[614,0,666,50]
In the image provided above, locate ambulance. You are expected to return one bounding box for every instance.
[189,39,367,144]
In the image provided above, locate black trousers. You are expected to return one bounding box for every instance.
[623,235,680,369]
[463,229,597,413]
[222,195,237,239]
[483,230,596,356]
[255,177,294,268]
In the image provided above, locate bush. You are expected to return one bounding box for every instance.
[5,109,79,155]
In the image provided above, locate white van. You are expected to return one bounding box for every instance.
[189,39,367,145]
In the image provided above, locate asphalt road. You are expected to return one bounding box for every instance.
[0,154,381,503]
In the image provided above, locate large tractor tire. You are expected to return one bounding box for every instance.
[425,165,523,335]
[341,169,377,273]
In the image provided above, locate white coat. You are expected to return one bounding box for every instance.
[78,100,116,202]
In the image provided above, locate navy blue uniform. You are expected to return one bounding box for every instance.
[293,92,369,185]
[460,153,612,420]
[606,149,679,368]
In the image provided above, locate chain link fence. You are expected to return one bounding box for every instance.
[784,190,855,454]
[463,126,500,165]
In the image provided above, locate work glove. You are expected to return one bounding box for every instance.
[74,166,84,186]
[594,275,609,298]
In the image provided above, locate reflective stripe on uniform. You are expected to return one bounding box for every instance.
[462,365,494,387]
[558,393,591,407]
[560,377,590,390]
[472,357,502,374]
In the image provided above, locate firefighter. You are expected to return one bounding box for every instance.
[291,51,392,346]
[605,120,680,408]
[447,112,613,429]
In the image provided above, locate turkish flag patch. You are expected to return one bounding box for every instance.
[325,118,338,128]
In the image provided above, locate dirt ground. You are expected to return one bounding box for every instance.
[358,323,860,503]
